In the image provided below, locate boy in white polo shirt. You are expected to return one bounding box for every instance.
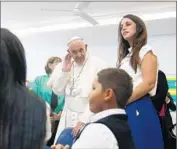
[52,68,135,149]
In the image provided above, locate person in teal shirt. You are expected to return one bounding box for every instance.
[30,56,65,146]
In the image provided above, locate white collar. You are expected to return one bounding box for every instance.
[128,47,132,53]
[90,109,126,122]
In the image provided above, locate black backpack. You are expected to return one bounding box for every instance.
[151,70,168,112]
[151,70,176,149]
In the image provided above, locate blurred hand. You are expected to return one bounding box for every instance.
[51,144,70,149]
[72,121,85,137]
[50,112,62,122]
[165,97,170,104]
[62,53,73,72]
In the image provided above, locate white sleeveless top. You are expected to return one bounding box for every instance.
[119,44,158,96]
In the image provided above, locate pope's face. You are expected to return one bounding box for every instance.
[68,40,87,64]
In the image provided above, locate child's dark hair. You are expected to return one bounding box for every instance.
[97,68,133,108]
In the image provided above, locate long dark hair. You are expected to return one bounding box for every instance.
[0,28,46,149]
[117,14,147,72]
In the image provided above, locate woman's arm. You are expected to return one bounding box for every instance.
[127,51,157,104]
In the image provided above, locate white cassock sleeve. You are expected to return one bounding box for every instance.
[79,58,108,123]
[47,63,70,96]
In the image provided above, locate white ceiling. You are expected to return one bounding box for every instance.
[1,1,176,35]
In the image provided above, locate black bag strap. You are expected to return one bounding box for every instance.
[50,91,58,113]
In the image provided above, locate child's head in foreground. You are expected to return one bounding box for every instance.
[89,68,133,113]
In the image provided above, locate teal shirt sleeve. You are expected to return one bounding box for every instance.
[30,76,41,95]
[30,75,65,114]
[30,75,51,104]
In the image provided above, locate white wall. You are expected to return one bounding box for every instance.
[18,18,176,80]
[149,34,176,76]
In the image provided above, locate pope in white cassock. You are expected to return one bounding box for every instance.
[47,36,108,144]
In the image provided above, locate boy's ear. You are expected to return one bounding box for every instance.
[104,88,114,101]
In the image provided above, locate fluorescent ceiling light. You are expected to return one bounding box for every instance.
[12,11,176,37]
[142,11,176,21]
[13,22,92,37]
[98,11,176,26]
